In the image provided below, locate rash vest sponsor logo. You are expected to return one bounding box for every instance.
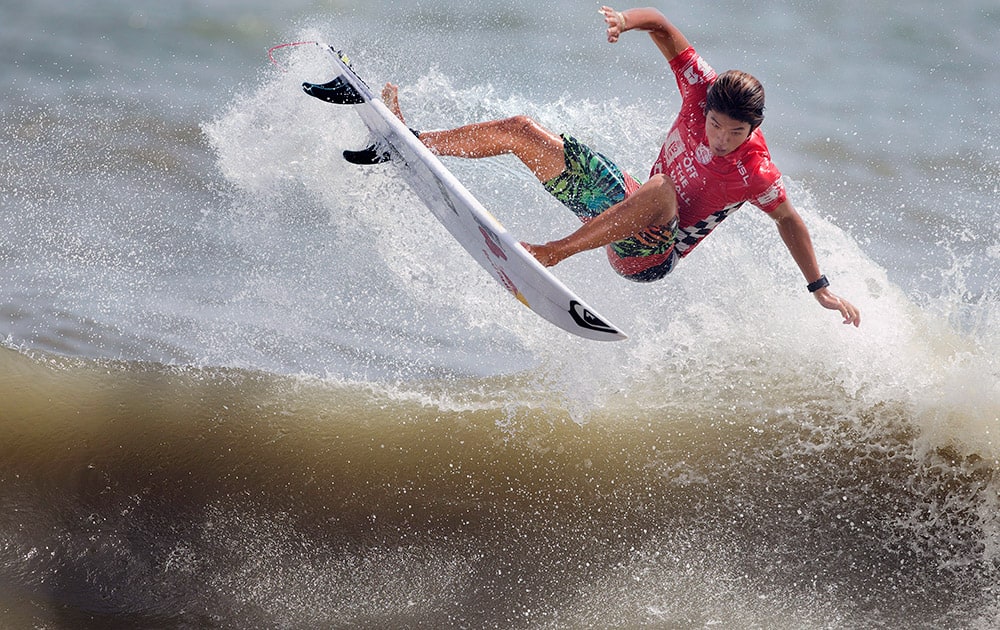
[755,180,784,208]
[695,144,713,165]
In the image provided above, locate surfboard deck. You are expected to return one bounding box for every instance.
[303,45,627,341]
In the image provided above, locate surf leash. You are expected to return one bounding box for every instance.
[267,40,317,71]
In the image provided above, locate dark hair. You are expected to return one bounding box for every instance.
[705,70,766,131]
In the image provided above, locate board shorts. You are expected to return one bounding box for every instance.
[542,135,680,282]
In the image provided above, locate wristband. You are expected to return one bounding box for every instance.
[807,275,830,293]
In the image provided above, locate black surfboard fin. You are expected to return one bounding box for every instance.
[302,75,365,105]
[343,144,392,165]
[342,129,420,165]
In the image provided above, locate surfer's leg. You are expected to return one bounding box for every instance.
[524,173,680,271]
[380,84,565,181]
[420,117,566,182]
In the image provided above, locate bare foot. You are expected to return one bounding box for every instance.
[521,241,565,267]
[381,82,405,124]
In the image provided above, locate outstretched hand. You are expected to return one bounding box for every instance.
[814,288,862,327]
[599,6,626,43]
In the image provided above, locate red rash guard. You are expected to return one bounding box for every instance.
[650,46,788,259]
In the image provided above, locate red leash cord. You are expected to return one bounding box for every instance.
[266,40,317,71]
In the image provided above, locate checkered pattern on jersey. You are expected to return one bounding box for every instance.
[674,202,744,256]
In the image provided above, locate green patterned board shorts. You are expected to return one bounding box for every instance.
[542,135,680,282]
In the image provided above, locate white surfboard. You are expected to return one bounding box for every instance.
[304,45,627,341]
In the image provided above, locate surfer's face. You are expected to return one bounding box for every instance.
[705,110,753,157]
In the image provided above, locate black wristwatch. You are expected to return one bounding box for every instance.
[807,275,830,293]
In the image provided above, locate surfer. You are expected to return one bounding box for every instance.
[379,6,861,327]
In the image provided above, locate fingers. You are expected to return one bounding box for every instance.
[832,295,861,327]
[598,6,621,43]
[831,295,861,327]
[815,289,861,327]
[840,300,862,327]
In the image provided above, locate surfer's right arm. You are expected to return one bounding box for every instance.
[599,6,691,61]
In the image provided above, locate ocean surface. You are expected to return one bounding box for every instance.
[2,0,998,628]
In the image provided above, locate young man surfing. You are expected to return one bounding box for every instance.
[377,6,861,327]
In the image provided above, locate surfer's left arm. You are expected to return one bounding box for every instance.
[769,201,862,327]
[599,6,690,61]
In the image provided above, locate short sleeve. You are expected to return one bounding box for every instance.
[669,47,717,106]
[749,158,787,212]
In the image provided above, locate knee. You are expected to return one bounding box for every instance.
[646,173,676,200]
[642,173,677,215]
[500,115,546,139]
[504,114,538,129]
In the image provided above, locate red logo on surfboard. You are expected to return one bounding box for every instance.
[485,252,529,307]
[478,225,507,261]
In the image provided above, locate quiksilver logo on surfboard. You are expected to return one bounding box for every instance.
[568,301,618,335]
